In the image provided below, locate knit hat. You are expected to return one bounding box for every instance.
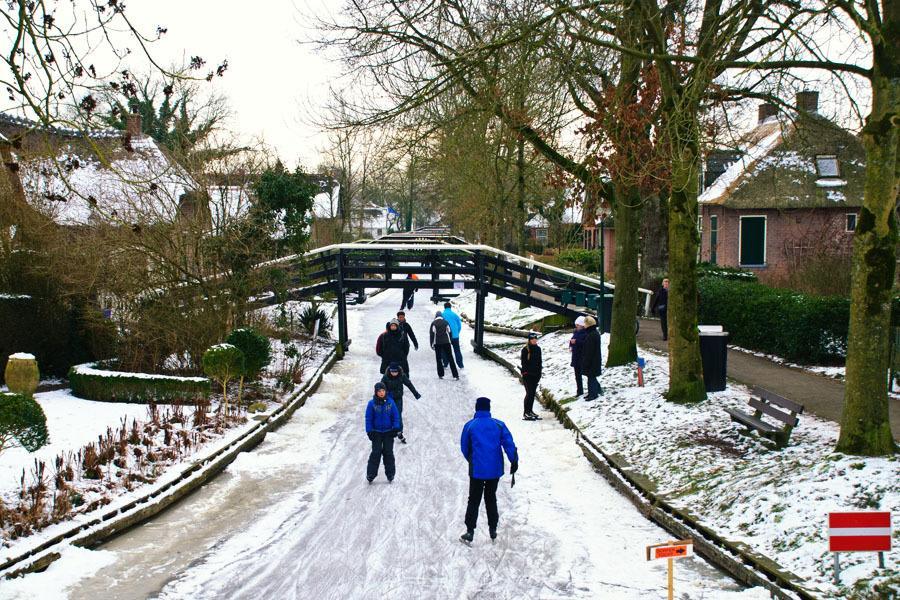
[583,315,597,327]
[527,332,539,340]
[575,316,586,327]
[435,310,443,318]
[444,302,452,309]
[475,397,491,412]
[388,362,400,373]
[389,318,400,328]
[374,382,386,392]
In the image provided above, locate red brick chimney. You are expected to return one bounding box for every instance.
[795,91,819,114]
[125,113,142,137]
[758,102,777,124]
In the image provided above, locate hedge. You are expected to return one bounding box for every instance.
[698,277,850,364]
[556,248,601,274]
[69,362,211,404]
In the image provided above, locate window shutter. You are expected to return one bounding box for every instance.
[740,217,766,266]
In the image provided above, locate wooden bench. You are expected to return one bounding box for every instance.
[725,386,804,448]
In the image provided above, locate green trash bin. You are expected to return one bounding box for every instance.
[561,290,573,305]
[601,294,613,333]
[586,294,600,310]
[575,291,586,306]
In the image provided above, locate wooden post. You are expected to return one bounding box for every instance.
[336,250,349,353]
[474,251,485,353]
[667,557,674,600]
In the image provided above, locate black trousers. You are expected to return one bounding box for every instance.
[523,375,540,415]
[659,308,668,340]
[434,344,458,378]
[394,396,404,431]
[367,432,396,481]
[573,365,584,395]
[465,477,499,531]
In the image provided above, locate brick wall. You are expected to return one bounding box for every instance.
[699,205,857,282]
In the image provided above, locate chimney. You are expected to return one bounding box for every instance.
[795,91,819,114]
[757,102,778,124]
[125,112,142,137]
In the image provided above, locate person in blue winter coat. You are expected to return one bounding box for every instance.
[442,302,464,368]
[459,397,518,544]
[365,382,401,483]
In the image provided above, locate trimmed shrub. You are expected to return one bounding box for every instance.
[68,362,211,404]
[698,278,849,364]
[697,262,758,282]
[226,328,272,380]
[556,248,601,274]
[202,344,244,411]
[5,353,39,398]
[0,392,49,453]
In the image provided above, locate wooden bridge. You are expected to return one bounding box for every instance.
[258,230,653,353]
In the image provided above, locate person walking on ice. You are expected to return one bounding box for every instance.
[430,310,459,379]
[442,301,464,369]
[459,397,518,544]
[581,315,603,400]
[381,362,421,444]
[365,382,401,484]
[520,332,543,420]
[376,318,409,375]
[396,310,418,377]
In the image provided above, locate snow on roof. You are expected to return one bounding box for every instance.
[699,121,786,205]
[313,182,340,219]
[17,134,196,226]
[207,185,253,232]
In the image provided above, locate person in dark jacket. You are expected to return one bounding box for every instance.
[520,332,542,420]
[400,273,418,310]
[581,315,603,400]
[396,310,418,376]
[569,316,588,396]
[459,397,518,544]
[651,278,669,341]
[365,382,401,483]
[430,311,459,379]
[378,318,410,374]
[381,362,421,444]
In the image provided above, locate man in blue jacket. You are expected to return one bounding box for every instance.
[459,397,518,543]
[365,382,401,483]
[442,301,464,368]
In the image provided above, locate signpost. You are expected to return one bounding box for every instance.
[829,512,892,584]
[637,357,645,387]
[646,539,693,600]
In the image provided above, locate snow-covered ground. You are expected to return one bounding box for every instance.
[484,322,898,597]
[3,291,770,599]
[453,289,554,329]
[0,390,147,491]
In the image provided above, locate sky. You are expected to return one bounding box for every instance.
[124,1,342,170]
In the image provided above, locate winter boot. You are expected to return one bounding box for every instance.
[397,432,407,444]
[367,477,374,485]
[528,412,543,420]
[460,529,474,545]
[489,528,497,541]
[523,413,538,421]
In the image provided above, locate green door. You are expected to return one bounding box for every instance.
[740,216,766,266]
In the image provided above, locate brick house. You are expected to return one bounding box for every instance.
[699,92,864,282]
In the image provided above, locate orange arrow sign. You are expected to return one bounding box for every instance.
[646,539,694,561]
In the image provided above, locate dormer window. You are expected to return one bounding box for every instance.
[816,155,839,178]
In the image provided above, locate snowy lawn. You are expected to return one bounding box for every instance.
[487,325,899,599]
[453,289,554,329]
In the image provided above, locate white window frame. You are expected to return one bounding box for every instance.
[738,214,768,267]
[846,213,857,232]
[816,154,840,178]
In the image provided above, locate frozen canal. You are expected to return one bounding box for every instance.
[5,291,768,599]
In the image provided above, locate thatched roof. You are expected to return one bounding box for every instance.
[699,115,865,209]
[0,113,196,226]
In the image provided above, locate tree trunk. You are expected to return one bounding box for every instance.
[837,60,898,455]
[515,135,526,254]
[640,193,669,291]
[607,183,641,365]
[665,123,706,403]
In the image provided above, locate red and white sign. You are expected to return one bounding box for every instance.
[646,540,693,561]
[829,512,892,552]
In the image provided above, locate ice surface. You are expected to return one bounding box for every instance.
[18,292,771,600]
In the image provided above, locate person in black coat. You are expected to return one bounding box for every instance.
[569,316,588,396]
[430,311,458,379]
[381,362,421,443]
[396,310,418,376]
[379,319,410,374]
[651,278,669,341]
[581,316,603,400]
[520,332,542,420]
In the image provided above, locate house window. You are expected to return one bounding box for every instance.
[846,213,857,232]
[816,155,839,178]
[739,216,767,266]
[535,228,549,244]
[710,215,718,264]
